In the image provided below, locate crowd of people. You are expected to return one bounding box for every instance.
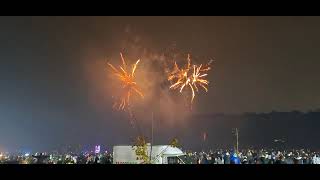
[0,151,113,164]
[184,149,320,164]
[1,148,319,164]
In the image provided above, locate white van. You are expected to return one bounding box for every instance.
[113,144,186,164]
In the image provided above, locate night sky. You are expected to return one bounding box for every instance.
[1,16,320,152]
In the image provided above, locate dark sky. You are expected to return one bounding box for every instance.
[0,16,320,151]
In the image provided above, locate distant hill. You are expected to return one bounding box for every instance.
[170,111,320,151]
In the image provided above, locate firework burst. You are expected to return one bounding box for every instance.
[107,53,144,110]
[168,54,212,104]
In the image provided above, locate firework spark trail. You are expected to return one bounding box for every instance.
[168,54,212,104]
[107,53,144,111]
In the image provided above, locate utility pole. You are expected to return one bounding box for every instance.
[150,112,154,162]
[232,128,239,153]
[235,128,239,153]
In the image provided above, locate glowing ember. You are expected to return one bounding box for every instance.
[107,53,144,110]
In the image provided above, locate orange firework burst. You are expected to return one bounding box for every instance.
[168,54,212,104]
[107,53,144,110]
